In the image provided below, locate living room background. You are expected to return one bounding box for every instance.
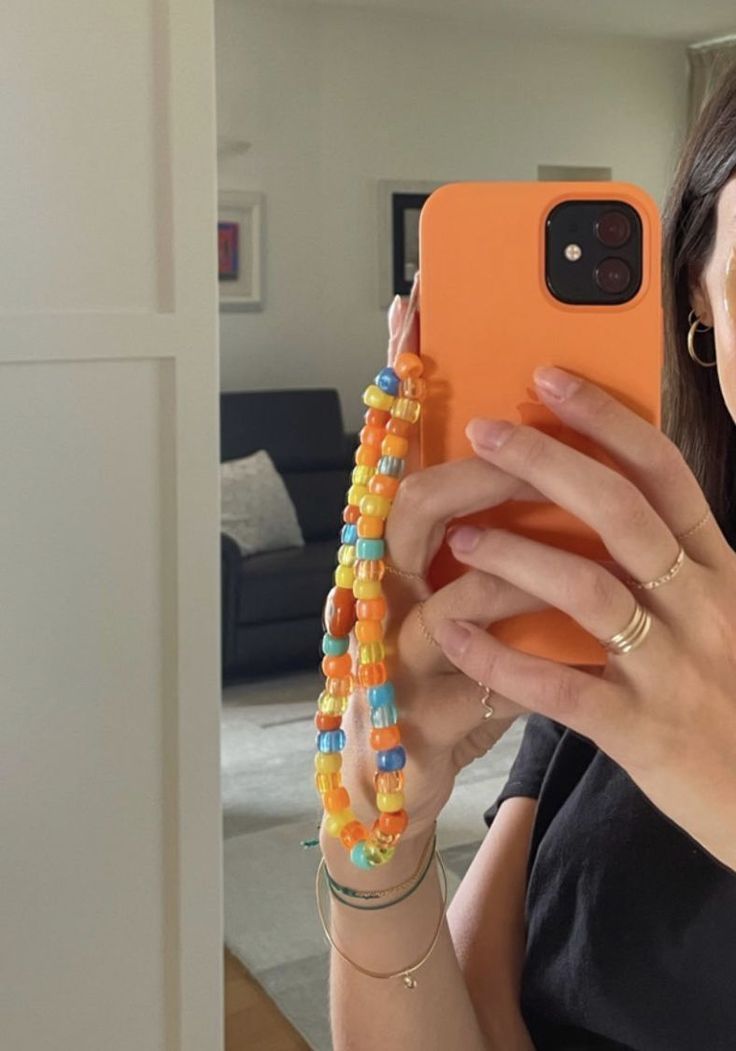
[216,0,688,428]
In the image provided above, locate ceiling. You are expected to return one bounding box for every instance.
[279,0,736,44]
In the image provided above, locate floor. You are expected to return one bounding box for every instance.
[225,949,309,1051]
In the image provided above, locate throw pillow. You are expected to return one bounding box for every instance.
[221,450,305,556]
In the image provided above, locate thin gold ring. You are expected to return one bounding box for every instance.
[675,506,712,542]
[416,601,441,649]
[384,560,426,583]
[623,544,685,591]
[477,681,495,719]
[598,600,652,655]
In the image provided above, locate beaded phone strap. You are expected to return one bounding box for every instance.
[313,351,425,870]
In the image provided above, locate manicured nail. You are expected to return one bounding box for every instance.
[533,365,582,400]
[447,525,481,553]
[466,418,515,450]
[433,619,471,657]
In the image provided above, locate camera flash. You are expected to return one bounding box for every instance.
[564,243,582,262]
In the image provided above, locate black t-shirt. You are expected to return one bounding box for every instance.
[483,714,736,1051]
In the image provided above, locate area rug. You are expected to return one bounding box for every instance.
[222,668,524,1051]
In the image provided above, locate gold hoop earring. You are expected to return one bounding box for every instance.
[687,310,717,368]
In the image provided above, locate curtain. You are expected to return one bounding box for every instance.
[688,37,736,128]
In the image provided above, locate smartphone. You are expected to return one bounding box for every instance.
[417,181,662,667]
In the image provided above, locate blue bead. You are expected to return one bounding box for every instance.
[368,682,395,708]
[377,745,406,771]
[350,841,373,869]
[355,538,384,560]
[377,455,404,478]
[322,632,349,656]
[371,701,398,728]
[341,523,358,544]
[375,367,400,396]
[317,729,346,753]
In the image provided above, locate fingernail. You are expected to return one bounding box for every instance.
[433,619,471,657]
[447,525,481,553]
[388,294,402,335]
[466,418,515,449]
[533,365,582,400]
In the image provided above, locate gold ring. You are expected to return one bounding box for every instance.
[598,600,652,655]
[416,601,441,649]
[623,544,685,591]
[675,506,712,542]
[477,681,495,719]
[384,560,426,583]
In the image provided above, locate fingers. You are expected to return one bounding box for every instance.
[431,617,632,748]
[383,456,546,578]
[413,673,524,752]
[527,365,725,567]
[395,567,549,677]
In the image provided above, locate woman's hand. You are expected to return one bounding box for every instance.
[320,280,556,878]
[432,363,736,872]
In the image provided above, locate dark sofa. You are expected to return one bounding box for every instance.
[221,389,356,682]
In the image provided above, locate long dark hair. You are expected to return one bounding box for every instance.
[662,62,736,550]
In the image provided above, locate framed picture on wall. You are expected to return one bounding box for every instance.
[377,179,445,308]
[218,190,264,311]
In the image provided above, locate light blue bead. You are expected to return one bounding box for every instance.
[377,745,406,772]
[317,729,346,753]
[377,455,404,478]
[355,538,384,560]
[368,682,395,708]
[322,633,349,656]
[350,840,373,869]
[375,367,400,396]
[341,523,358,544]
[371,701,398,728]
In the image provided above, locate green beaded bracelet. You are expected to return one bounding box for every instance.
[325,834,438,910]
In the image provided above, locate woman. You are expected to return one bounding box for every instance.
[319,64,736,1050]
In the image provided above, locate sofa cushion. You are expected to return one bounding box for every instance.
[221,450,305,556]
[237,539,337,625]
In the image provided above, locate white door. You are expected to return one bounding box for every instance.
[0,3,222,1049]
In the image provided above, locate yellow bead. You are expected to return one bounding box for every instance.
[362,384,395,412]
[326,675,353,698]
[359,494,392,519]
[352,465,375,486]
[377,791,404,812]
[347,484,369,507]
[323,808,356,837]
[363,840,396,866]
[360,641,385,663]
[391,397,421,423]
[335,565,355,588]
[356,558,385,581]
[337,544,356,566]
[315,752,342,773]
[353,578,382,600]
[318,690,349,716]
[315,771,342,793]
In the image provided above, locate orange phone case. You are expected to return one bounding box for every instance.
[418,180,662,666]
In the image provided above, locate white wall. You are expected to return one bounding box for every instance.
[215,0,688,428]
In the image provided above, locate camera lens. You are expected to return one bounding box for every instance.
[595,210,631,247]
[594,257,631,295]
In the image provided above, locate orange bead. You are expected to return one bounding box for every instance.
[364,407,390,428]
[379,809,408,835]
[368,473,400,499]
[359,425,384,448]
[325,787,351,813]
[356,596,387,620]
[357,515,384,538]
[355,444,380,467]
[315,711,342,732]
[321,653,352,678]
[381,434,409,458]
[340,820,368,849]
[323,586,356,637]
[358,661,387,687]
[343,504,360,524]
[354,619,384,643]
[394,351,423,379]
[370,725,401,750]
[386,417,412,438]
